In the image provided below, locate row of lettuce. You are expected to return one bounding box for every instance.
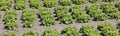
[0,0,118,11]
[4,22,120,36]
[2,2,120,29]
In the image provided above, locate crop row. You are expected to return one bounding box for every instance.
[4,22,120,36]
[58,0,115,6]
[3,11,18,30]
[1,2,120,27]
[55,6,73,24]
[1,3,120,27]
[38,8,55,26]
[22,9,36,28]
[0,0,118,10]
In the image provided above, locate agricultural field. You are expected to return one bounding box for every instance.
[0,0,120,36]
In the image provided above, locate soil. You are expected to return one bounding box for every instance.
[0,0,119,36]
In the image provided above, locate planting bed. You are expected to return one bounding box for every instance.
[0,0,120,36]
